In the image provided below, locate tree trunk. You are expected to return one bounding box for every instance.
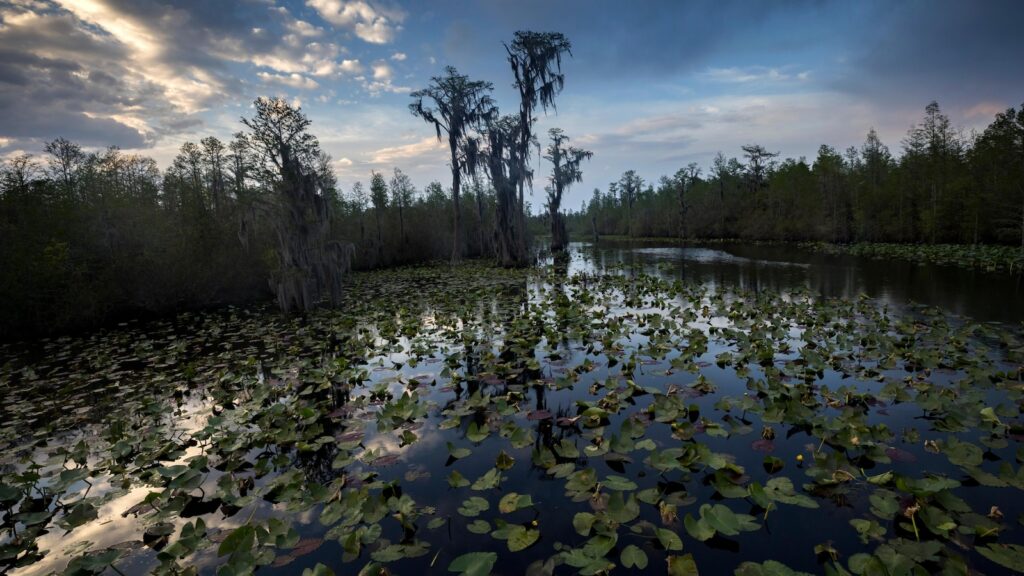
[399,203,406,252]
[591,214,599,243]
[678,184,687,240]
[451,165,462,264]
[719,180,725,237]
[495,181,522,267]
[627,201,633,238]
[550,210,567,253]
[476,186,487,257]
[375,209,383,263]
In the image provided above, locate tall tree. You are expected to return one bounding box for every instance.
[483,114,527,266]
[369,170,388,263]
[618,170,643,237]
[240,97,349,313]
[741,144,779,199]
[544,128,592,252]
[389,167,415,253]
[813,144,845,242]
[860,128,892,240]
[505,31,573,263]
[43,138,86,199]
[674,163,701,239]
[410,66,495,263]
[349,181,368,242]
[200,136,226,213]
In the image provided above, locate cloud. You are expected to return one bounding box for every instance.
[370,137,445,165]
[390,52,406,61]
[702,66,810,84]
[964,101,1009,120]
[361,61,408,95]
[0,0,375,151]
[52,0,228,115]
[372,62,392,80]
[339,59,364,74]
[283,16,323,38]
[306,0,405,44]
[257,72,319,90]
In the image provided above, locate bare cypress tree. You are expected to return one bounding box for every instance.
[239,97,351,313]
[410,67,495,263]
[544,128,592,253]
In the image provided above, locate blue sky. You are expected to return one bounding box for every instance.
[2,0,1023,211]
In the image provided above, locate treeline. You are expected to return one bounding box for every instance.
[565,102,1024,248]
[0,131,503,338]
[0,30,581,339]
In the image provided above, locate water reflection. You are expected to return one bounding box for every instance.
[574,239,1024,322]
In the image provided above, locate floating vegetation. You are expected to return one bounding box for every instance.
[804,241,1024,273]
[2,253,1024,575]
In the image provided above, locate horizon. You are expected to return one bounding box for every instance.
[3,0,1024,212]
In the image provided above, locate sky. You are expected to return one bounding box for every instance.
[2,0,1023,212]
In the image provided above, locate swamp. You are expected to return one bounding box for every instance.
[3,2,1024,575]
[2,241,1024,575]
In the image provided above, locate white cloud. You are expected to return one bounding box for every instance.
[339,59,363,74]
[360,61,408,95]
[372,62,392,80]
[285,18,323,38]
[390,52,406,61]
[371,137,445,164]
[257,72,319,90]
[306,0,404,44]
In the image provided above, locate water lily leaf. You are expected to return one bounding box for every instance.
[471,468,502,491]
[656,528,683,551]
[457,496,489,517]
[427,517,447,530]
[763,456,784,474]
[573,512,596,536]
[977,543,1024,573]
[467,519,491,534]
[666,553,699,576]
[448,470,470,488]
[499,492,533,513]
[467,422,489,443]
[59,502,98,529]
[735,560,813,575]
[495,450,516,471]
[218,525,256,556]
[602,475,637,491]
[700,504,758,536]
[446,442,471,460]
[448,551,497,576]
[683,514,715,541]
[302,563,335,576]
[944,437,983,468]
[621,544,648,569]
[507,525,540,552]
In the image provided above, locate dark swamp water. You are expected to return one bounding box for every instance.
[2,241,1024,576]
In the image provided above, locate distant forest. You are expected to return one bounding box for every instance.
[560,102,1024,247]
[2,41,1023,338]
